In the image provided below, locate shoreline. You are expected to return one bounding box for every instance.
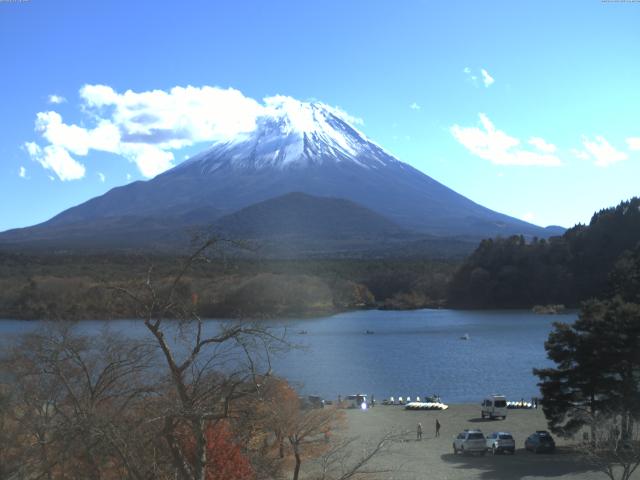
[0,305,580,322]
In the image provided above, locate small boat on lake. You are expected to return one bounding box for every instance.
[460,333,470,340]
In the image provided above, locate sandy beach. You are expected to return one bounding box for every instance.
[335,404,639,480]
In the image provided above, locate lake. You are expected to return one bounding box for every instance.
[0,309,575,404]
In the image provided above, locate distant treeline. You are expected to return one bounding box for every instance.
[0,252,457,320]
[448,197,640,308]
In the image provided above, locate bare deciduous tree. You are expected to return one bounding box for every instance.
[578,413,640,480]
[312,431,403,480]
[113,238,287,480]
[2,324,160,479]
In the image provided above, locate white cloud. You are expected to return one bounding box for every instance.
[528,137,557,153]
[451,113,562,166]
[119,143,175,178]
[463,67,494,87]
[48,94,66,104]
[627,137,640,151]
[409,102,421,111]
[480,69,495,87]
[463,67,476,83]
[24,142,86,181]
[32,112,123,176]
[97,172,106,183]
[320,103,364,126]
[19,166,26,178]
[522,212,536,222]
[126,173,132,181]
[570,148,591,161]
[79,84,263,146]
[582,136,628,167]
[28,85,266,180]
[28,84,364,180]
[24,141,40,158]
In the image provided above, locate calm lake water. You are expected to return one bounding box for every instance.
[0,309,576,404]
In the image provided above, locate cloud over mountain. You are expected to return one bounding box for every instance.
[25,85,360,180]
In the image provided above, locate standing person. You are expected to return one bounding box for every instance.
[435,418,441,437]
[417,422,423,440]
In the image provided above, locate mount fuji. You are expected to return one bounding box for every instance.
[0,97,562,254]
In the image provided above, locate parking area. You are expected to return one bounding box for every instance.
[337,404,631,480]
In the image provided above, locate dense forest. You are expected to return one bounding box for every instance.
[0,252,456,320]
[448,197,640,308]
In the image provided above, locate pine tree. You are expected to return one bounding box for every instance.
[534,298,640,437]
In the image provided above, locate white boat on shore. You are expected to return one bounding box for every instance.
[405,401,449,411]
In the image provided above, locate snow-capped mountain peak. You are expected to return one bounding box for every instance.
[6,94,556,248]
[178,96,398,173]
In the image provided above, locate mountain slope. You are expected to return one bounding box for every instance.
[215,192,405,239]
[210,192,414,257]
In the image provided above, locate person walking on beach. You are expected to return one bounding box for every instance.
[435,418,441,437]
[417,422,423,440]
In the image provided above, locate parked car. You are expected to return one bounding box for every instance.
[481,394,508,419]
[525,431,556,453]
[453,429,486,455]
[485,431,516,454]
[307,395,325,408]
[299,395,325,409]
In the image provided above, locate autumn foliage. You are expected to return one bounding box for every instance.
[181,421,255,480]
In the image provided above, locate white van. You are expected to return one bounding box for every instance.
[481,395,507,419]
[346,394,368,409]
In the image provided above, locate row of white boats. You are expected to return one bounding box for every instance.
[381,395,448,410]
[377,398,534,411]
[506,401,535,409]
[404,402,449,410]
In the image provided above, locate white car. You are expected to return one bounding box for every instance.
[485,431,516,454]
[453,429,486,455]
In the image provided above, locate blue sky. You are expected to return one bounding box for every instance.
[1,0,639,231]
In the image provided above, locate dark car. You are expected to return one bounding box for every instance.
[299,395,325,409]
[525,431,556,453]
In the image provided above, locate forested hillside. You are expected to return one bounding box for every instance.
[448,197,640,308]
[0,253,455,320]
